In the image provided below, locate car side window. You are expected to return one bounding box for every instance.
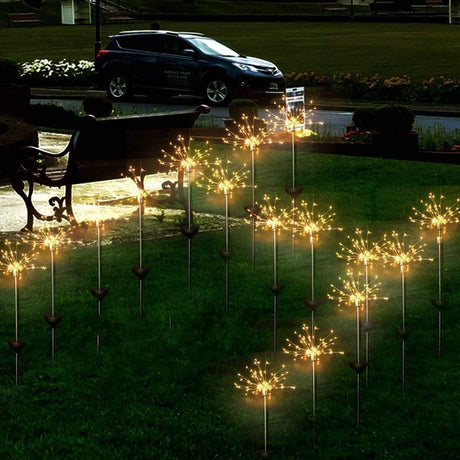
[116,36,162,53]
[161,37,188,56]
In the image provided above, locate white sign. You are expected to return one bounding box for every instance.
[285,87,305,131]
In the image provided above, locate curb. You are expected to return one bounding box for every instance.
[30,88,460,118]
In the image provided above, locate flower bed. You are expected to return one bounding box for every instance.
[285,71,460,104]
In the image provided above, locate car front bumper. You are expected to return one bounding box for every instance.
[236,75,286,100]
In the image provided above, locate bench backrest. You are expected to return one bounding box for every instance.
[7,13,39,20]
[103,12,130,17]
[69,105,209,183]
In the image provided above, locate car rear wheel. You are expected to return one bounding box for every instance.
[203,78,231,106]
[107,73,131,101]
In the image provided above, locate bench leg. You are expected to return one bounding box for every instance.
[10,176,78,231]
[63,182,77,226]
[10,178,42,231]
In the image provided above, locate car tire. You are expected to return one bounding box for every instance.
[107,73,131,101]
[203,77,231,106]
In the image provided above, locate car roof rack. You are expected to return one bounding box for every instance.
[114,30,204,37]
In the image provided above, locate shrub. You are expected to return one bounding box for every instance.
[82,94,113,117]
[284,71,330,88]
[0,115,36,144]
[0,115,37,177]
[0,58,20,86]
[27,104,81,130]
[375,105,415,133]
[416,123,460,151]
[20,59,95,87]
[420,76,460,104]
[228,99,258,121]
[332,72,368,99]
[381,75,416,101]
[0,122,8,136]
[352,108,378,131]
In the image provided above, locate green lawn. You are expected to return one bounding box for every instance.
[0,144,458,457]
[2,21,459,80]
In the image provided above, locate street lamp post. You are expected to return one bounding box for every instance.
[94,0,101,60]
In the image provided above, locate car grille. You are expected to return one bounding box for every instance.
[257,67,279,76]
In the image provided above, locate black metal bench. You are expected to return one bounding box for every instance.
[321,2,348,14]
[369,0,413,12]
[10,105,209,231]
[424,0,449,10]
[7,12,42,27]
[102,11,134,24]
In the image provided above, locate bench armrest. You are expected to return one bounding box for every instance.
[19,144,72,159]
[196,104,211,115]
[13,117,92,178]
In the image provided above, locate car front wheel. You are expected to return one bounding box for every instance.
[203,78,231,106]
[107,74,131,101]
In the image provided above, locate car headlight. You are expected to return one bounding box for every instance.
[233,63,259,73]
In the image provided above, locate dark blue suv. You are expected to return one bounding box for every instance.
[95,30,285,105]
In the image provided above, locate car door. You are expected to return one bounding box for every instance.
[157,36,201,92]
[116,35,163,88]
[129,35,164,88]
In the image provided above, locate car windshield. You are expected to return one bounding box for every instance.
[189,37,240,57]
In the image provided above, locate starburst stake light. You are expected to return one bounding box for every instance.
[30,226,71,360]
[328,271,387,427]
[235,358,294,456]
[267,98,317,198]
[284,325,343,420]
[382,231,432,392]
[88,213,109,354]
[267,98,318,249]
[161,137,211,289]
[297,201,341,342]
[225,114,271,268]
[410,193,459,357]
[0,239,43,385]
[199,160,248,310]
[248,195,290,352]
[337,228,383,386]
[128,166,151,317]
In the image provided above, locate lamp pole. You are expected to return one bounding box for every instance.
[94,0,101,60]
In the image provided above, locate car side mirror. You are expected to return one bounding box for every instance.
[183,49,196,57]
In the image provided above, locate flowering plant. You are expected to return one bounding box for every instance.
[19,59,95,86]
[336,129,372,143]
[285,71,459,103]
